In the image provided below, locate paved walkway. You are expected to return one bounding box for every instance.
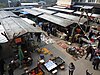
[2,34,100,75]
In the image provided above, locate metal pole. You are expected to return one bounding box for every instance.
[8,0,11,7]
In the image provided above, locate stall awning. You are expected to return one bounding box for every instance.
[73,5,83,8]
[0,25,8,43]
[47,7,74,13]
[32,8,56,15]
[21,18,36,25]
[0,11,18,19]
[82,6,94,10]
[38,14,75,27]
[22,9,43,16]
[1,17,43,40]
[53,5,66,9]
[92,14,100,18]
[73,11,100,18]
[54,12,87,24]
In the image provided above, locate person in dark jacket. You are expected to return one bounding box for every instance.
[85,46,93,59]
[86,69,93,75]
[0,58,5,75]
[8,67,14,75]
[47,28,51,36]
[92,53,100,70]
[89,48,95,61]
[69,62,75,75]
[8,63,14,75]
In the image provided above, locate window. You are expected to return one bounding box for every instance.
[88,0,96,2]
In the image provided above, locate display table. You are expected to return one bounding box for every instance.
[52,57,65,67]
[44,60,57,71]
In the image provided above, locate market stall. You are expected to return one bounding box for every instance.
[51,57,65,70]
[22,67,45,75]
[0,10,43,67]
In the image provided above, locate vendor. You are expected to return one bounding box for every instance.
[40,53,44,59]
[23,56,33,66]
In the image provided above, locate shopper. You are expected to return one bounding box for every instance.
[90,47,95,61]
[86,69,93,75]
[68,62,75,75]
[85,45,93,59]
[8,67,14,75]
[47,28,51,36]
[92,53,100,70]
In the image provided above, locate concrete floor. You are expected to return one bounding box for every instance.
[1,35,100,75]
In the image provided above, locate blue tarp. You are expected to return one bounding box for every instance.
[20,11,29,14]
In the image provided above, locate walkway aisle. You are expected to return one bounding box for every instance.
[4,34,100,75]
[47,35,100,75]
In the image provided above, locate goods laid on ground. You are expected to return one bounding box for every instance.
[22,67,44,75]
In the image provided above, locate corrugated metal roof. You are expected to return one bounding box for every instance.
[2,17,43,39]
[53,6,66,9]
[47,7,74,13]
[21,18,36,25]
[38,14,75,27]
[54,13,87,24]
[32,8,56,14]
[22,9,43,16]
[74,11,100,18]
[0,11,43,40]
[73,5,83,8]
[82,6,94,9]
[0,11,18,19]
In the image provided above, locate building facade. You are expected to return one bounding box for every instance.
[76,0,100,3]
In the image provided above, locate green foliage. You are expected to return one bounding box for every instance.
[0,3,6,8]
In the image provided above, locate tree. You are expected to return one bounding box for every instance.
[0,3,6,8]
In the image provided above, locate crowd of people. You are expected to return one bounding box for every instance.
[85,45,100,70]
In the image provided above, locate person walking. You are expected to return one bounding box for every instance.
[85,45,93,59]
[8,67,14,75]
[92,53,100,70]
[86,70,93,75]
[47,28,51,36]
[68,62,75,75]
[8,63,14,75]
